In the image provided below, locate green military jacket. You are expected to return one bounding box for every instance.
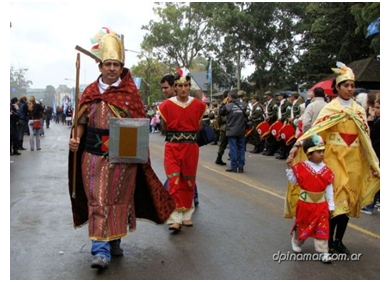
[217,105,227,131]
[279,99,290,121]
[250,102,264,123]
[265,99,279,123]
[285,100,303,124]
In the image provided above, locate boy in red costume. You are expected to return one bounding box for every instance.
[286,134,334,263]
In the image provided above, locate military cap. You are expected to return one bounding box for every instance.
[281,91,290,98]
[251,94,259,100]
[238,90,247,97]
[264,91,273,96]
[276,91,285,97]
[290,91,300,98]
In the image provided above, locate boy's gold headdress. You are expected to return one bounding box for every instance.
[331,61,355,85]
[306,133,325,154]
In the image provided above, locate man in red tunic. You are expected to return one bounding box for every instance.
[158,68,206,231]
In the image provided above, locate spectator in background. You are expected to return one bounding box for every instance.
[155,110,161,133]
[45,106,53,128]
[361,97,380,214]
[150,114,157,133]
[17,95,28,150]
[27,95,44,151]
[305,90,314,108]
[66,106,73,127]
[55,106,61,124]
[302,87,328,133]
[219,89,247,173]
[39,104,45,136]
[10,97,21,156]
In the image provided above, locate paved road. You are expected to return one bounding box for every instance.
[10,122,380,279]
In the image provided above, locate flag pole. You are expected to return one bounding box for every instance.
[72,53,80,199]
[209,58,213,102]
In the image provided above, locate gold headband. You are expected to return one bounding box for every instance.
[174,77,189,84]
[331,61,355,85]
[307,143,325,154]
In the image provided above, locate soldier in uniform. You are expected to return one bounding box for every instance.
[210,101,220,145]
[215,91,229,165]
[274,91,290,159]
[263,91,279,156]
[277,92,301,159]
[287,92,303,125]
[248,95,265,153]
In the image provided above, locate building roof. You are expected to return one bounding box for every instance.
[191,71,209,92]
[348,57,380,82]
[191,71,226,93]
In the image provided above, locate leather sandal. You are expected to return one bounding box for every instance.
[168,223,182,231]
[182,220,193,227]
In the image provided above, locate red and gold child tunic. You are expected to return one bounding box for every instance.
[290,161,334,240]
[158,97,206,211]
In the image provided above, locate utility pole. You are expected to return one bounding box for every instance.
[237,50,241,90]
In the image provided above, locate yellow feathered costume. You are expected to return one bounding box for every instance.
[284,97,380,219]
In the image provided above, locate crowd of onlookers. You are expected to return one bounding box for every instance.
[10,95,57,158]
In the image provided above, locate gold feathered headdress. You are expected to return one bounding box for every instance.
[306,133,325,154]
[174,67,191,84]
[331,61,355,85]
[90,27,125,64]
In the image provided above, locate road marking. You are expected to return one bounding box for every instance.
[203,165,380,240]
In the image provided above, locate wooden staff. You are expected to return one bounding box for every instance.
[72,53,81,199]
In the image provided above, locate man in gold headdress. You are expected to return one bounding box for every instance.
[68,28,175,270]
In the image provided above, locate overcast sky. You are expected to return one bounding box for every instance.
[10,1,157,89]
[9,1,257,90]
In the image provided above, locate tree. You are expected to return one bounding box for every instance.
[290,2,375,86]
[43,85,56,107]
[207,2,304,93]
[130,58,173,105]
[141,3,217,69]
[350,2,380,55]
[10,66,32,98]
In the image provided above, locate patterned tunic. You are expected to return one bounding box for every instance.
[81,101,137,240]
[68,68,176,241]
